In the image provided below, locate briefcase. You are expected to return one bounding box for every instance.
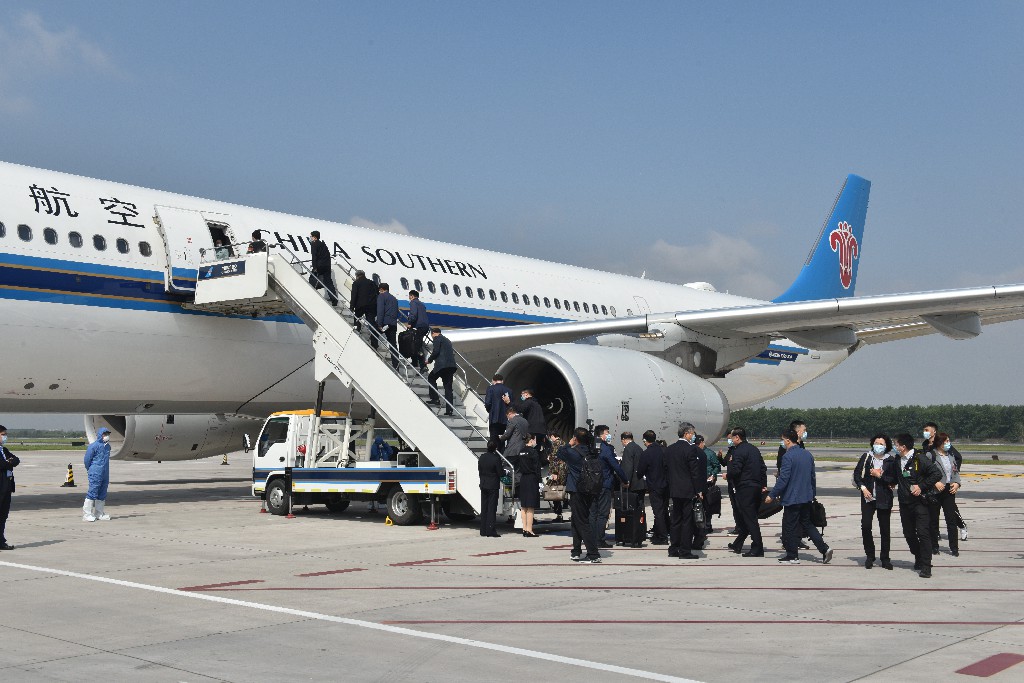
[542,484,566,501]
[758,497,783,519]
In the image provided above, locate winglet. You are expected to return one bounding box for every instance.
[773,174,871,303]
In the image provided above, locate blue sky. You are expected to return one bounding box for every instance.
[2,2,1024,428]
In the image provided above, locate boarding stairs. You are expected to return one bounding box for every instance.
[190,246,511,517]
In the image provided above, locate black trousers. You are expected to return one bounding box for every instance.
[411,327,429,368]
[489,423,506,443]
[591,488,612,542]
[899,498,933,569]
[647,487,669,541]
[861,498,892,562]
[479,487,498,536]
[428,367,457,411]
[378,323,398,367]
[354,304,375,334]
[930,489,961,551]
[733,486,764,552]
[727,481,740,528]
[669,497,695,555]
[309,269,338,305]
[570,491,597,557]
[0,488,11,544]
[781,502,828,557]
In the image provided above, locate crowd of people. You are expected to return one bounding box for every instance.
[477,413,969,578]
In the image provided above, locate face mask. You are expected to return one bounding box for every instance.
[0,435,6,445]
[725,438,733,447]
[687,436,696,444]
[801,430,808,440]
[102,435,110,443]
[872,444,885,455]
[604,434,612,444]
[779,439,786,447]
[943,442,951,451]
[520,394,527,401]
[923,431,932,440]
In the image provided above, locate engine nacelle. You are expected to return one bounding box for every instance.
[85,414,261,461]
[497,344,730,443]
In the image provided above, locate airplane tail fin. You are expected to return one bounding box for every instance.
[773,174,871,303]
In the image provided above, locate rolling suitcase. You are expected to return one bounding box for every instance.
[614,488,647,547]
[397,329,417,359]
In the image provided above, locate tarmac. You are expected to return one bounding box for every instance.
[1,450,1022,682]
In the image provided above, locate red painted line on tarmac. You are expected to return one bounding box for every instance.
[398,563,1024,568]
[956,653,1024,677]
[380,619,1024,626]
[179,579,264,591]
[389,557,455,567]
[469,549,527,558]
[174,585,1024,592]
[295,568,368,578]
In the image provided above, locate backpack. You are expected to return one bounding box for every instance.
[577,451,605,495]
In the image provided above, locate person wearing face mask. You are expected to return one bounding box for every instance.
[503,388,548,457]
[83,427,113,522]
[0,425,22,550]
[892,433,943,578]
[922,422,968,542]
[853,434,899,569]
[926,432,963,556]
[726,427,768,557]
[637,431,669,545]
[592,425,629,548]
[766,429,833,565]
[777,419,807,474]
[665,423,704,559]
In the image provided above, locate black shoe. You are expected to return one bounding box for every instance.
[881,560,893,570]
[524,531,539,538]
[865,558,874,569]
[951,549,959,557]
[742,550,764,557]
[0,543,13,551]
[798,541,810,550]
[444,411,454,416]
[932,545,940,554]
[727,542,742,554]
[822,548,834,564]
[599,541,613,549]
[583,555,602,564]
[488,533,501,538]
[570,552,582,562]
[919,568,932,578]
[777,556,800,564]
[678,553,698,560]
[651,538,668,546]
[425,399,440,406]
[913,561,922,571]
[554,515,564,522]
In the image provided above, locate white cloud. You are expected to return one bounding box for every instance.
[348,215,412,235]
[635,233,782,298]
[0,11,117,114]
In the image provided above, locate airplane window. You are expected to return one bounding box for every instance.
[17,224,32,241]
[489,289,496,301]
[601,305,608,315]
[466,287,474,298]
[563,299,570,311]
[69,232,83,248]
[554,299,561,310]
[543,297,551,308]
[116,238,130,254]
[511,293,519,304]
[500,291,508,303]
[441,283,449,295]
[139,241,152,257]
[522,293,530,306]
[44,228,58,245]
[573,301,580,312]
[592,303,598,314]
[93,235,107,251]
[453,284,461,296]
[583,303,590,313]
[610,306,617,316]
[0,221,5,238]
[427,281,436,294]
[477,288,485,299]
[414,279,423,291]
[533,295,540,307]
[400,277,409,290]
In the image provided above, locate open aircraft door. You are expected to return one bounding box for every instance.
[153,206,216,293]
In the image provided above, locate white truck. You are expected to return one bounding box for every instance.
[249,410,495,525]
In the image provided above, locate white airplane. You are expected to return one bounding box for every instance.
[2,161,1023,460]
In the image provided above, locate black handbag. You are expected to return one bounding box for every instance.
[810,498,827,529]
[692,498,705,525]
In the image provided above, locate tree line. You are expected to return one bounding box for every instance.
[730,404,1024,442]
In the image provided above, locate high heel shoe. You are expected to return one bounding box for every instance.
[524,531,539,538]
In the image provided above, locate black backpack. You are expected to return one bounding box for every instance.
[577,450,605,495]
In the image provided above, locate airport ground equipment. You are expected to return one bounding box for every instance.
[192,245,516,524]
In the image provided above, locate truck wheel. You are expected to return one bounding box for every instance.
[386,487,423,525]
[266,479,290,516]
[325,496,350,514]
[444,510,476,522]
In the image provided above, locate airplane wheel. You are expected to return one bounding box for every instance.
[386,487,423,525]
[266,479,290,516]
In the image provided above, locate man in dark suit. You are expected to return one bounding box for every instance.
[504,388,548,456]
[308,230,338,306]
[618,431,647,547]
[426,328,457,415]
[405,290,430,370]
[375,283,400,368]
[636,430,669,545]
[726,427,768,557]
[0,424,20,550]
[766,429,833,564]
[484,374,511,443]
[478,439,504,537]
[349,270,377,332]
[665,423,704,559]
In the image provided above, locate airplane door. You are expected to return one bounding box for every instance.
[633,296,652,314]
[153,206,214,293]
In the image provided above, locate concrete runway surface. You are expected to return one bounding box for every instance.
[1,451,1022,682]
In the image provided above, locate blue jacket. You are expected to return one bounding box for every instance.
[376,291,399,327]
[406,298,429,329]
[426,333,457,370]
[769,444,817,506]
[555,443,592,493]
[484,382,510,425]
[370,437,395,461]
[598,441,628,489]
[84,428,111,475]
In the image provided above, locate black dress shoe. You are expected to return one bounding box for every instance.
[881,560,894,570]
[488,533,501,538]
[677,553,698,560]
[524,531,539,538]
[865,558,874,569]
[599,541,613,549]
[913,560,922,571]
[798,541,810,550]
[951,549,959,557]
[919,568,932,578]
[426,399,440,405]
[742,550,764,557]
[0,543,13,551]
[651,539,668,546]
[727,542,742,554]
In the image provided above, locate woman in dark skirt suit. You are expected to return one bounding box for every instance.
[517,436,542,537]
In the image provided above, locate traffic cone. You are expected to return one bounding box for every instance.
[61,464,76,487]
[221,453,229,465]
[385,516,394,526]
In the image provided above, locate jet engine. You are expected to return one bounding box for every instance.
[85,414,261,461]
[497,344,730,442]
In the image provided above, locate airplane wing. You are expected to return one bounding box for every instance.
[447,283,1024,362]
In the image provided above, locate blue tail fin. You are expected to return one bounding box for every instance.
[773,174,871,303]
